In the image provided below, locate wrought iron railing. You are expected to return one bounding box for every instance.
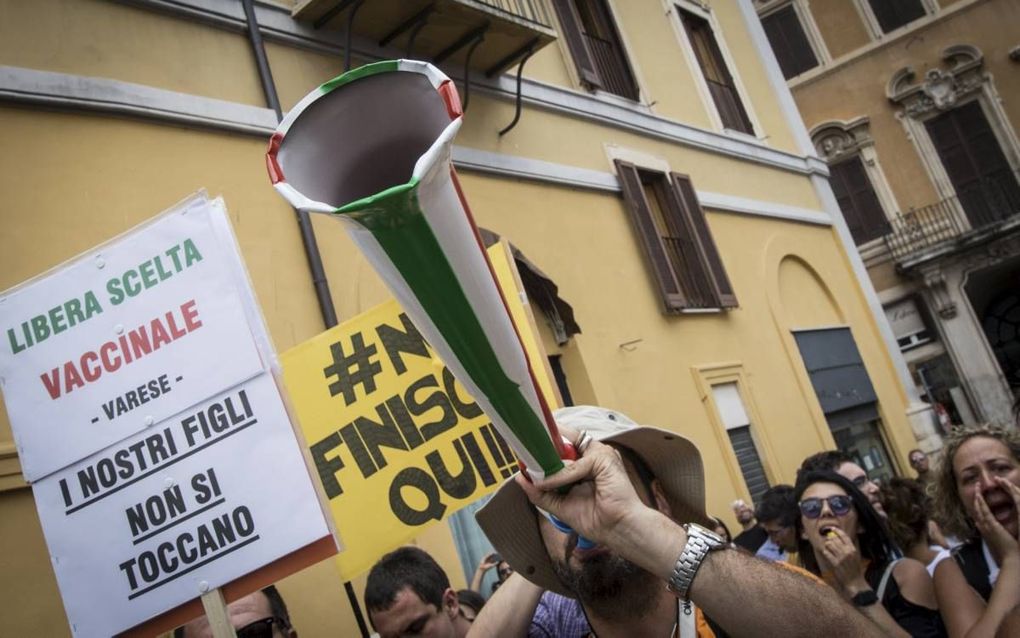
[884,170,1020,264]
[472,0,553,28]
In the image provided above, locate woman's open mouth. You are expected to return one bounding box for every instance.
[989,500,1016,525]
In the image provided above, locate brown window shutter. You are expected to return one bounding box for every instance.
[615,160,687,312]
[760,5,818,80]
[829,156,888,244]
[867,0,926,33]
[680,9,754,134]
[551,0,602,89]
[670,173,738,308]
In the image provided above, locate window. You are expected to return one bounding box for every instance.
[793,327,880,432]
[811,117,900,255]
[884,297,933,352]
[677,7,754,134]
[866,0,927,33]
[615,160,737,312]
[829,156,890,245]
[760,4,819,79]
[552,0,639,100]
[925,100,1020,228]
[712,383,770,505]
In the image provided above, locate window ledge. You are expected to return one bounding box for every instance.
[591,88,652,113]
[722,128,766,145]
[679,307,724,314]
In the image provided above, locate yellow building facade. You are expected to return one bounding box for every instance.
[757,0,1020,428]
[0,0,938,635]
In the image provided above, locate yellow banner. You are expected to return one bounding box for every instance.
[281,243,557,579]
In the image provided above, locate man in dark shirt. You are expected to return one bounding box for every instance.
[730,499,768,554]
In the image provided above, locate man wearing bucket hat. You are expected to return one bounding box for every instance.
[471,406,881,637]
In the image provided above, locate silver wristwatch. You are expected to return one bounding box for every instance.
[667,523,728,600]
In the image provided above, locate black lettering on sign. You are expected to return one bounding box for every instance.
[118,505,258,599]
[426,440,476,499]
[323,332,383,406]
[310,432,346,499]
[479,424,506,467]
[384,393,425,450]
[125,484,187,537]
[389,467,446,525]
[375,313,429,375]
[191,468,222,505]
[441,366,483,419]
[461,432,496,487]
[404,374,457,441]
[491,427,517,477]
[386,431,512,526]
[339,422,377,479]
[352,407,409,471]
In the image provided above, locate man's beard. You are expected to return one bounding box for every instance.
[552,546,659,622]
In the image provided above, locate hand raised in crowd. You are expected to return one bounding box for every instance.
[818,527,869,598]
[476,553,500,573]
[515,426,646,548]
[972,476,1020,566]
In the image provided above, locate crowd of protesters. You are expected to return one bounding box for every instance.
[174,405,1020,638]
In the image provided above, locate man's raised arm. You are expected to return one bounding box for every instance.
[466,572,544,638]
[518,431,884,638]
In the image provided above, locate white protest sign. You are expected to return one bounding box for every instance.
[0,195,335,637]
[0,197,265,481]
[33,372,331,638]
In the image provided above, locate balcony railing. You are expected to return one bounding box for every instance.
[884,170,1020,265]
[471,0,553,29]
[292,0,557,76]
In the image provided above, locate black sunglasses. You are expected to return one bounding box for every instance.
[799,495,853,519]
[236,617,288,638]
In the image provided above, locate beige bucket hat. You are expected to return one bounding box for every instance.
[475,405,710,598]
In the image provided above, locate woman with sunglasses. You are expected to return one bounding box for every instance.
[796,470,946,637]
[928,424,1020,637]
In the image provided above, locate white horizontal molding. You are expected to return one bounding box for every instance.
[0,65,279,134]
[696,191,831,226]
[0,65,831,228]
[452,146,619,191]
[117,0,824,177]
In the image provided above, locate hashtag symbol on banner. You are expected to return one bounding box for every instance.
[323,333,383,406]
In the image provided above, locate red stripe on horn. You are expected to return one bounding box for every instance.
[266,132,285,184]
[448,167,567,461]
[438,79,463,120]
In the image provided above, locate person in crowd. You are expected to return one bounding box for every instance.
[457,589,486,623]
[732,499,756,532]
[365,546,471,638]
[470,553,513,595]
[883,478,948,576]
[796,469,945,637]
[801,450,887,518]
[468,405,883,638]
[730,499,767,553]
[176,585,296,638]
[755,485,800,561]
[710,516,732,543]
[910,450,932,484]
[928,423,1020,637]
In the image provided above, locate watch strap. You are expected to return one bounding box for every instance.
[851,589,880,607]
[667,523,726,600]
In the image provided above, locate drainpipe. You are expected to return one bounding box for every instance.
[241,2,368,637]
[242,0,338,330]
